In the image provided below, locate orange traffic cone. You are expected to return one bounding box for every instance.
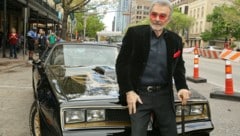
[210,52,240,101]
[193,48,199,78]
[225,60,234,94]
[186,44,207,83]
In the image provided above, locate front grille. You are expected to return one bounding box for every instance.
[105,109,130,122]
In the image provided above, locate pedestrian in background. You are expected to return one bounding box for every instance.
[38,29,47,58]
[8,27,18,59]
[116,0,191,136]
[27,27,38,60]
[19,32,24,52]
[48,31,57,47]
[0,30,3,49]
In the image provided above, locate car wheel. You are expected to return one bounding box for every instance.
[29,101,41,136]
[191,132,210,136]
[32,66,36,92]
[32,66,40,99]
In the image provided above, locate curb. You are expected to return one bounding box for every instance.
[0,60,32,73]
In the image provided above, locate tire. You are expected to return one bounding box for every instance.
[189,132,210,136]
[32,66,40,99]
[29,101,41,136]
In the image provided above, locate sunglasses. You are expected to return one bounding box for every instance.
[150,12,168,20]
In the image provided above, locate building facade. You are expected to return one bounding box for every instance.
[130,0,151,24]
[0,0,63,56]
[172,0,231,47]
[116,0,131,32]
[115,0,151,33]
[0,0,61,35]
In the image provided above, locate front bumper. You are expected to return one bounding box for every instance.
[177,120,214,135]
[63,128,131,136]
[62,121,213,136]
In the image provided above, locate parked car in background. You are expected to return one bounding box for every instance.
[29,42,214,136]
[203,46,223,50]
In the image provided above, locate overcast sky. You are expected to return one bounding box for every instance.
[103,11,115,31]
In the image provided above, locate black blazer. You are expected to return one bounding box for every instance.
[116,25,188,106]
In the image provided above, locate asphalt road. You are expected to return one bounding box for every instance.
[0,64,33,136]
[184,53,240,91]
[0,59,240,136]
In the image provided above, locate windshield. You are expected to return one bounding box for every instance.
[48,44,118,67]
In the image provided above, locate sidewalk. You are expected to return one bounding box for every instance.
[0,48,31,73]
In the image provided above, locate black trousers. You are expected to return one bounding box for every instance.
[130,89,177,136]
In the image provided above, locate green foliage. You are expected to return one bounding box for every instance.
[203,0,240,40]
[200,30,213,42]
[85,15,105,37]
[167,9,194,33]
[206,6,229,38]
[75,13,105,38]
[61,0,116,39]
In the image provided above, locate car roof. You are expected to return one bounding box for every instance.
[56,42,119,48]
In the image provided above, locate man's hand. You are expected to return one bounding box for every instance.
[126,91,143,115]
[177,89,191,105]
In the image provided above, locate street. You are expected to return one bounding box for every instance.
[0,64,32,136]
[184,53,240,91]
[0,56,240,136]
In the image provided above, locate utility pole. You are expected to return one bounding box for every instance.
[83,16,87,41]
[23,7,28,59]
[2,0,7,58]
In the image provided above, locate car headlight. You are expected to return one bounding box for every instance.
[65,110,85,124]
[87,109,105,122]
[61,107,130,130]
[175,104,209,123]
[190,105,203,115]
[64,109,106,124]
[176,105,190,116]
[176,104,204,116]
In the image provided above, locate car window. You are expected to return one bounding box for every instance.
[64,45,118,67]
[48,44,118,67]
[48,45,64,65]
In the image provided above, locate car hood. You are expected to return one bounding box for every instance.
[47,66,207,103]
[47,65,119,101]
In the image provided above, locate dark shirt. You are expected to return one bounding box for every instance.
[38,35,47,47]
[140,30,168,86]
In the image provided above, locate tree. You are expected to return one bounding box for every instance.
[200,30,213,42]
[201,0,240,40]
[85,15,105,37]
[60,0,117,40]
[75,13,105,39]
[205,6,230,39]
[222,0,240,39]
[167,9,194,34]
[61,0,91,40]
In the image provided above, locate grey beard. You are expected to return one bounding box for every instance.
[150,24,163,32]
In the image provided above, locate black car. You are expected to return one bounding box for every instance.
[29,42,214,136]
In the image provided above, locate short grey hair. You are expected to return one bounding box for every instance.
[150,0,173,16]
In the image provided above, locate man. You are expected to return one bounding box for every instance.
[8,27,18,59]
[116,0,191,136]
[48,31,57,47]
[27,27,38,60]
[38,29,47,57]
